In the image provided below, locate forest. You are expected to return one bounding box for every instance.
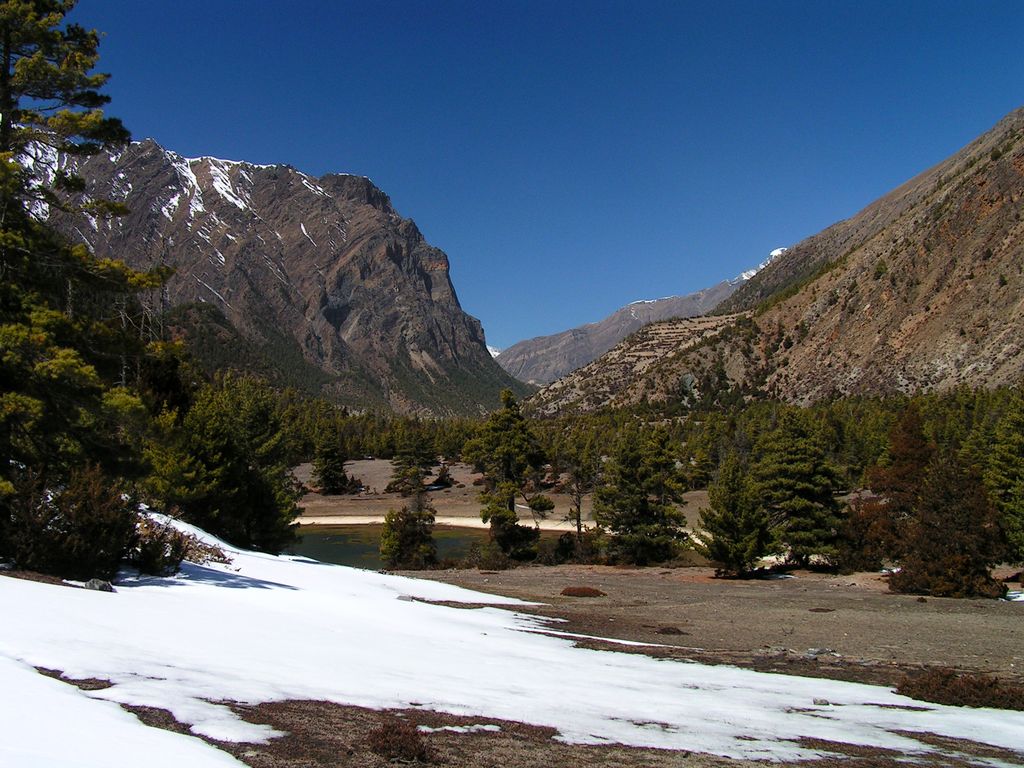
[1,2,1022,601]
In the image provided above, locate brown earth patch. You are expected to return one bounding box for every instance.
[399,563,1024,688]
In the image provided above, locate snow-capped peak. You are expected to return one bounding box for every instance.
[487,345,501,358]
[732,247,787,283]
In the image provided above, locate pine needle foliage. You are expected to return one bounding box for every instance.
[984,389,1024,562]
[593,425,687,565]
[693,451,770,576]
[751,410,842,567]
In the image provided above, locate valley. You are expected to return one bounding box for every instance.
[3,4,1024,768]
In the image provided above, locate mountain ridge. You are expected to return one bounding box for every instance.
[495,253,785,386]
[38,138,529,414]
[530,107,1024,415]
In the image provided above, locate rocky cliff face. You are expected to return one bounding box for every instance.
[531,107,1024,414]
[497,279,745,386]
[41,139,526,414]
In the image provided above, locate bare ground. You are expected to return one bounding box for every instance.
[295,459,709,533]
[399,564,1024,687]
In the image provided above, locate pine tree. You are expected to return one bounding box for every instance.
[837,405,938,569]
[0,3,158,575]
[313,434,350,495]
[693,451,770,576]
[984,390,1024,562]
[593,426,687,565]
[380,460,437,570]
[864,405,934,554]
[751,410,842,567]
[147,375,302,553]
[379,425,438,568]
[554,425,601,540]
[463,390,550,559]
[890,453,1007,598]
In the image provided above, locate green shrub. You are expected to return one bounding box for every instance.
[380,505,437,569]
[3,466,138,581]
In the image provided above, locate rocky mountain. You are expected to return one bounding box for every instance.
[528,314,744,415]
[496,273,762,386]
[35,139,528,414]
[532,107,1024,415]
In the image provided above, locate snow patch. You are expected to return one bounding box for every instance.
[418,724,502,734]
[300,222,317,246]
[1,517,1023,764]
[487,345,501,358]
[194,277,231,307]
[160,193,181,221]
[733,247,789,284]
[0,656,244,767]
[300,175,329,197]
[206,159,249,210]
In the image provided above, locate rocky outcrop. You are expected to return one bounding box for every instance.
[43,140,527,414]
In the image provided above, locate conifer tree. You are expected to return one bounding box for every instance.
[463,390,550,559]
[842,404,937,567]
[313,434,350,495]
[693,451,770,576]
[0,2,158,576]
[890,452,1007,598]
[593,426,687,565]
[751,410,842,567]
[554,425,601,540]
[379,426,438,568]
[147,375,302,553]
[984,390,1024,562]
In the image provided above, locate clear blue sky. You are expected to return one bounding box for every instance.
[75,1,1023,350]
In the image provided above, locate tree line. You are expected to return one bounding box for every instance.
[376,388,1023,599]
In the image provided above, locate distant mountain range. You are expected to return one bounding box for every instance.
[35,139,528,414]
[495,250,784,386]
[530,107,1024,415]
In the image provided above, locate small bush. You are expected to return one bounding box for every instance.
[460,540,511,570]
[560,586,606,597]
[3,466,138,581]
[131,518,190,575]
[366,718,433,763]
[898,668,1024,711]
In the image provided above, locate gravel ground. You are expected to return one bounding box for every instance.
[398,564,1024,686]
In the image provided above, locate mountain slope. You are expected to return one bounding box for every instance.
[498,278,751,386]
[38,140,527,414]
[532,107,1024,414]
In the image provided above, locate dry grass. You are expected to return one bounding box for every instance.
[366,718,434,762]
[897,668,1024,711]
[560,585,607,597]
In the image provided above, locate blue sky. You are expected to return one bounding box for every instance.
[76,1,1023,349]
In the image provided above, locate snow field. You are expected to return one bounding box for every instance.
[0,655,244,767]
[1,518,1022,764]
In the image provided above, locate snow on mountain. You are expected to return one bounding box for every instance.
[2,517,1023,765]
[733,246,788,283]
[487,345,501,358]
